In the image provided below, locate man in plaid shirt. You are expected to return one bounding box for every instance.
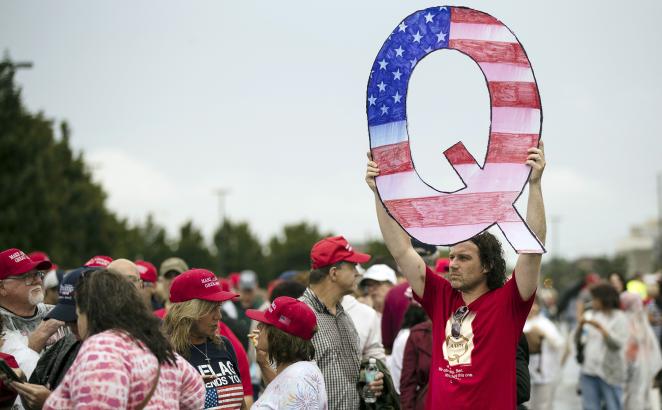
[300,236,384,410]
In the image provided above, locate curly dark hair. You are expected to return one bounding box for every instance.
[76,269,177,365]
[590,283,621,311]
[469,231,506,290]
[401,304,428,329]
[266,324,316,366]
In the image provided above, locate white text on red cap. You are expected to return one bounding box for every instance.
[202,276,217,288]
[9,251,28,264]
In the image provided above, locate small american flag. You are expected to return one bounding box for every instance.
[204,384,244,409]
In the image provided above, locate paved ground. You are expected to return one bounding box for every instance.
[554,356,582,409]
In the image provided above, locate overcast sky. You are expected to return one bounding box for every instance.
[2,0,661,261]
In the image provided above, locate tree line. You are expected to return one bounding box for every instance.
[0,57,398,285]
[0,56,628,289]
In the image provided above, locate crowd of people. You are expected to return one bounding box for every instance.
[0,141,658,410]
[537,269,662,410]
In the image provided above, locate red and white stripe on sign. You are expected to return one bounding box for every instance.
[372,7,540,189]
[369,7,544,252]
[384,191,521,228]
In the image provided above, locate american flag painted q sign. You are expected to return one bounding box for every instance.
[367,6,545,254]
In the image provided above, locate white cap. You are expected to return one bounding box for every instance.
[43,269,59,289]
[359,264,397,286]
[239,270,258,290]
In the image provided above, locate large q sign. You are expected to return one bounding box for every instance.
[367,6,545,254]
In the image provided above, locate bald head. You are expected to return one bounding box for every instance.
[107,259,142,288]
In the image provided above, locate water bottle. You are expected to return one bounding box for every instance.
[363,357,378,404]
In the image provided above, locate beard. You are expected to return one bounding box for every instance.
[28,286,45,306]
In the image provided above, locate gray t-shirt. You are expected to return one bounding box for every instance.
[0,303,52,337]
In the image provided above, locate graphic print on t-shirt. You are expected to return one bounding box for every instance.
[197,360,243,409]
[189,339,244,410]
[442,311,476,366]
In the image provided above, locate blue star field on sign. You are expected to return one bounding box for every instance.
[366,7,451,127]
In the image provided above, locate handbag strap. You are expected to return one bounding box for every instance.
[137,364,161,410]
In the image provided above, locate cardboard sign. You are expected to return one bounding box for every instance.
[367,6,545,254]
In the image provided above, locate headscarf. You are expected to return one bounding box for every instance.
[620,291,662,409]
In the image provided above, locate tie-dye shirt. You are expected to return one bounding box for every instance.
[252,361,327,410]
[44,330,205,409]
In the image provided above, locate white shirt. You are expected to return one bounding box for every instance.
[1,330,40,378]
[386,328,410,394]
[523,314,564,384]
[221,300,238,319]
[580,310,628,386]
[252,361,327,410]
[341,295,386,361]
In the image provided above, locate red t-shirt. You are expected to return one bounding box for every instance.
[382,282,410,351]
[414,266,534,410]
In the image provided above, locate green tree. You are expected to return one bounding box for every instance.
[213,219,265,277]
[591,255,627,277]
[266,222,330,281]
[361,239,396,269]
[0,57,140,267]
[173,221,215,270]
[541,254,629,294]
[131,214,174,267]
[541,257,580,292]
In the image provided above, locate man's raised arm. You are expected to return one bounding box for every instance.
[514,140,547,301]
[366,153,427,297]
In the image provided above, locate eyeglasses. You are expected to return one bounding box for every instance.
[163,271,180,280]
[3,271,45,286]
[125,275,144,289]
[451,306,469,339]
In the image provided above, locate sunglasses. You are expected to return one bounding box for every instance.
[451,306,469,339]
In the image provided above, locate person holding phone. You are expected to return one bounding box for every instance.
[1,267,94,409]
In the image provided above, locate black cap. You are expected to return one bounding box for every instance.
[46,267,98,322]
[411,238,437,257]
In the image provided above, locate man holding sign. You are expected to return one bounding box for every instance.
[365,141,546,410]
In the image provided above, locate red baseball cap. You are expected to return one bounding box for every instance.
[228,272,241,289]
[0,248,52,280]
[28,251,56,268]
[135,260,157,283]
[84,255,113,268]
[310,236,371,269]
[218,278,232,293]
[170,269,239,303]
[246,296,317,340]
[435,258,450,274]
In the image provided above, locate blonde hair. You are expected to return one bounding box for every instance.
[163,299,223,358]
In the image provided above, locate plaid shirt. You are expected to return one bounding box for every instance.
[301,288,361,410]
